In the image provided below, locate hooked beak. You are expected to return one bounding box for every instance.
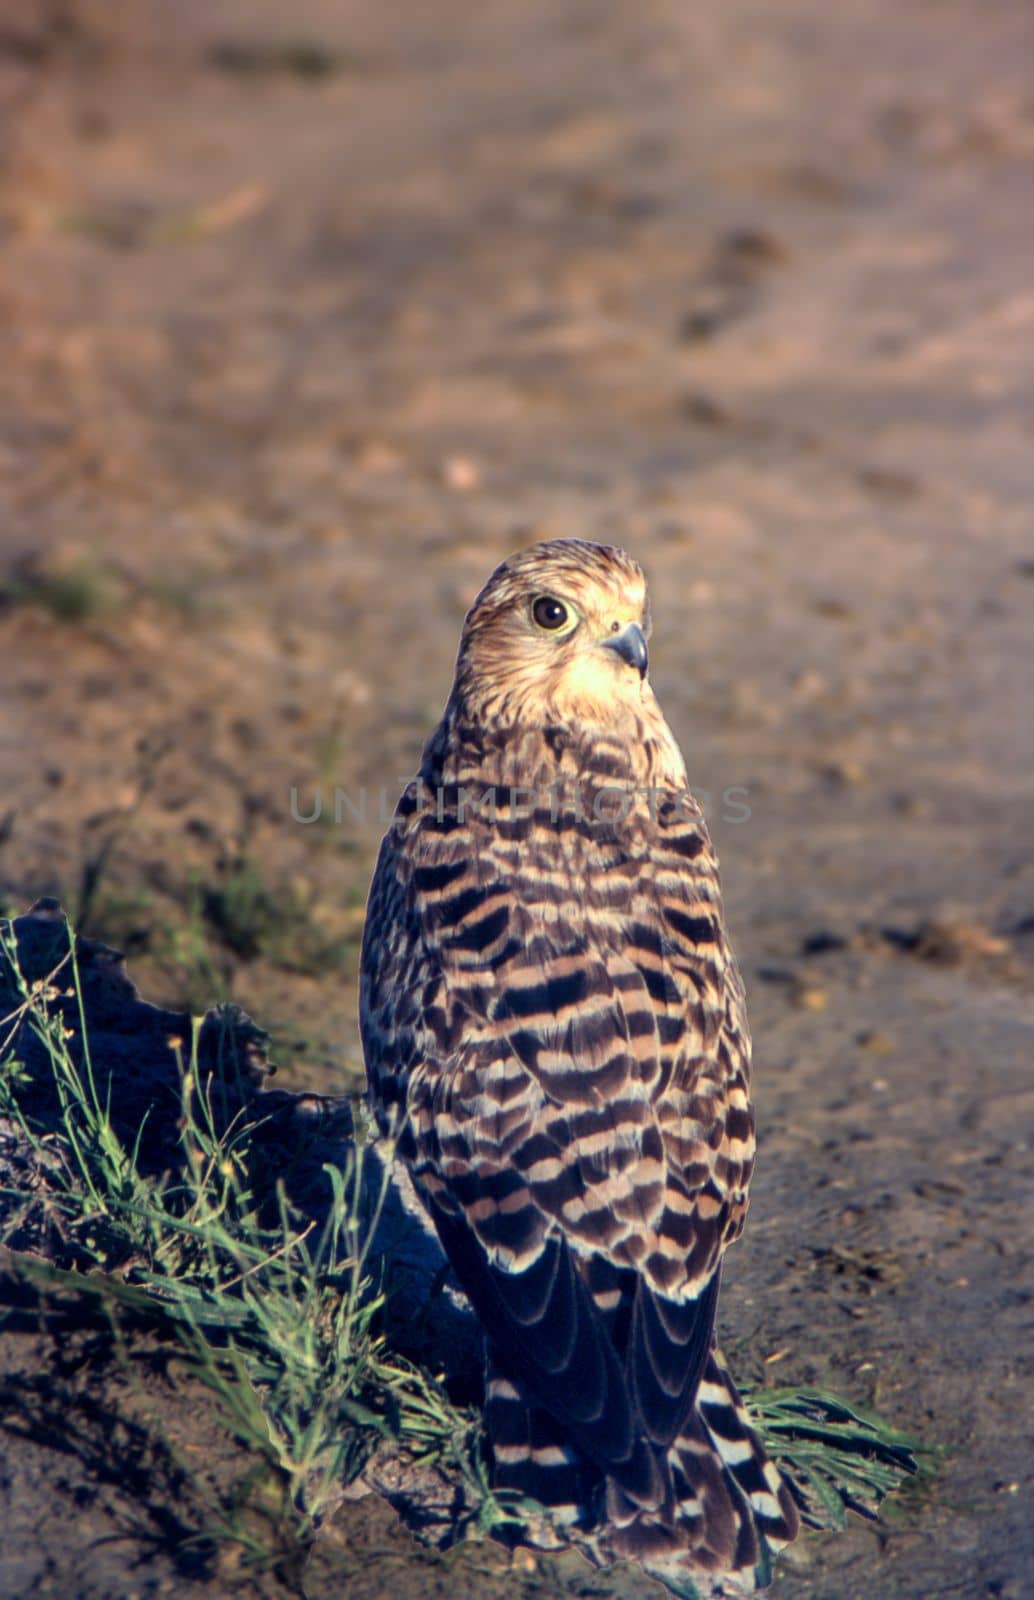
[602,622,648,679]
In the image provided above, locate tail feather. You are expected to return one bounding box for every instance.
[485,1342,799,1592]
[698,1349,800,1552]
[485,1357,598,1531]
[605,1404,758,1580]
[618,1352,799,1594]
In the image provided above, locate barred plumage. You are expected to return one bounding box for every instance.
[360,539,799,1591]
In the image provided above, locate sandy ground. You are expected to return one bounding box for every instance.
[0,0,1031,1596]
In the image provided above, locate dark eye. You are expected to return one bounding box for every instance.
[532,595,570,631]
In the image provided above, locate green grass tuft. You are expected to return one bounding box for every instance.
[0,560,122,621]
[743,1385,939,1531]
[0,914,501,1568]
[207,39,358,81]
[200,855,361,975]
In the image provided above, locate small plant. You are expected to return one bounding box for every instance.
[743,1385,939,1531]
[0,914,490,1570]
[0,559,122,622]
[207,38,357,81]
[200,854,362,975]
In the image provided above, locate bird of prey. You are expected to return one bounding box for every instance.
[360,539,799,1592]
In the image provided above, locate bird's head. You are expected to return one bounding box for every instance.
[453,539,652,727]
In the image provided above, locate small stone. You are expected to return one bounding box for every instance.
[683,392,737,429]
[819,759,868,787]
[858,466,921,498]
[802,930,847,955]
[858,1031,894,1056]
[441,455,480,491]
[354,438,403,473]
[912,919,1009,965]
[811,596,853,619]
[794,985,828,1012]
[892,792,932,817]
[722,227,789,266]
[791,668,828,701]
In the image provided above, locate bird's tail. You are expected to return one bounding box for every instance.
[698,1347,800,1557]
[487,1346,799,1593]
[605,1348,800,1593]
[484,1363,599,1540]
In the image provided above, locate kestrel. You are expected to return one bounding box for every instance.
[360,539,799,1591]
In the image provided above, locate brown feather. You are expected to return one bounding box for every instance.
[360,539,798,1584]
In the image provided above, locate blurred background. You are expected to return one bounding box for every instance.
[0,1,1030,1595]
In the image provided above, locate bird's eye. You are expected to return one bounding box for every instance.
[532,595,570,632]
